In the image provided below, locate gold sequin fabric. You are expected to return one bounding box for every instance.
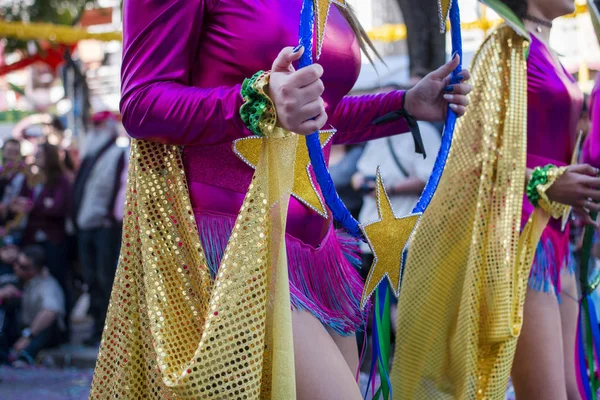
[537,166,569,219]
[90,129,299,398]
[392,25,552,399]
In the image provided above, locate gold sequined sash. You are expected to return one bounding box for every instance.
[391,25,552,399]
[90,132,298,399]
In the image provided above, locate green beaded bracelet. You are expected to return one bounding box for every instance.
[240,70,273,137]
[526,165,553,207]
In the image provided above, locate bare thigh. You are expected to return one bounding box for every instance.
[559,271,581,400]
[512,288,568,400]
[327,327,360,375]
[293,310,362,400]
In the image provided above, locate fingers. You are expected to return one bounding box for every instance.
[582,188,600,202]
[294,64,324,88]
[459,69,471,82]
[297,98,326,122]
[582,174,600,188]
[297,111,328,135]
[430,54,460,80]
[577,196,600,212]
[573,207,600,228]
[449,104,467,116]
[272,45,304,73]
[446,83,472,95]
[569,164,600,177]
[443,93,469,107]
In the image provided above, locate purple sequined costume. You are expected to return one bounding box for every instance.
[524,35,583,293]
[120,0,411,335]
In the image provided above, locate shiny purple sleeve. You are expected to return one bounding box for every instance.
[584,80,600,168]
[120,0,252,146]
[329,90,410,144]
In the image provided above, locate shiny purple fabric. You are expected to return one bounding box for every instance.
[522,35,583,226]
[523,35,583,293]
[120,0,410,244]
[584,75,600,168]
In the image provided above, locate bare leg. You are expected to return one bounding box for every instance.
[293,310,362,400]
[327,328,360,375]
[512,288,568,400]
[559,271,581,400]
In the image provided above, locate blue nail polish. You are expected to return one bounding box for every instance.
[444,85,454,92]
[457,74,464,81]
[293,45,303,53]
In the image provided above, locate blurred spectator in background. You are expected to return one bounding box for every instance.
[0,245,65,366]
[329,144,364,220]
[353,121,441,280]
[396,0,446,84]
[0,139,30,243]
[73,111,126,345]
[19,143,71,299]
[0,244,21,361]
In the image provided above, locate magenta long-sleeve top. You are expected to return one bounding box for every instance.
[120,0,410,246]
[584,75,600,168]
[523,35,583,228]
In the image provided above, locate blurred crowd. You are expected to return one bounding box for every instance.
[0,111,128,367]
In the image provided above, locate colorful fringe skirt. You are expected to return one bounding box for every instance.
[194,210,368,336]
[528,222,575,296]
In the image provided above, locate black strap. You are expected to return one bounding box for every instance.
[372,91,426,158]
[386,137,410,178]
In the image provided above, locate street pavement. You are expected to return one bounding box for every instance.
[0,365,93,400]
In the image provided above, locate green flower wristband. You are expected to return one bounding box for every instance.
[240,70,275,137]
[526,165,553,208]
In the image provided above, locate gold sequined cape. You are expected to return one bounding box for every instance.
[391,23,554,399]
[90,130,299,399]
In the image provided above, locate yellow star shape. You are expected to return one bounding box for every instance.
[360,168,422,308]
[315,0,346,58]
[233,130,335,217]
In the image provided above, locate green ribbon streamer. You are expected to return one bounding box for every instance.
[581,208,599,397]
[374,287,392,399]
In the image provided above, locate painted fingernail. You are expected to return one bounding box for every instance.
[457,74,464,81]
[443,94,454,101]
[293,45,303,53]
[444,85,454,92]
[449,103,458,110]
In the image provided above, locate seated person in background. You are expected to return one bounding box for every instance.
[0,245,65,366]
[0,244,21,357]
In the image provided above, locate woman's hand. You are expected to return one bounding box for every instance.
[404,55,472,121]
[546,164,600,227]
[268,46,327,135]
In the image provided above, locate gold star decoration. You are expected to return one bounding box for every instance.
[234,130,335,217]
[360,168,422,308]
[315,0,346,58]
[438,0,452,33]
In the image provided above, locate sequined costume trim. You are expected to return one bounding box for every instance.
[196,210,368,336]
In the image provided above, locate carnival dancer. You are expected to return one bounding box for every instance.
[392,0,600,398]
[90,0,471,399]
